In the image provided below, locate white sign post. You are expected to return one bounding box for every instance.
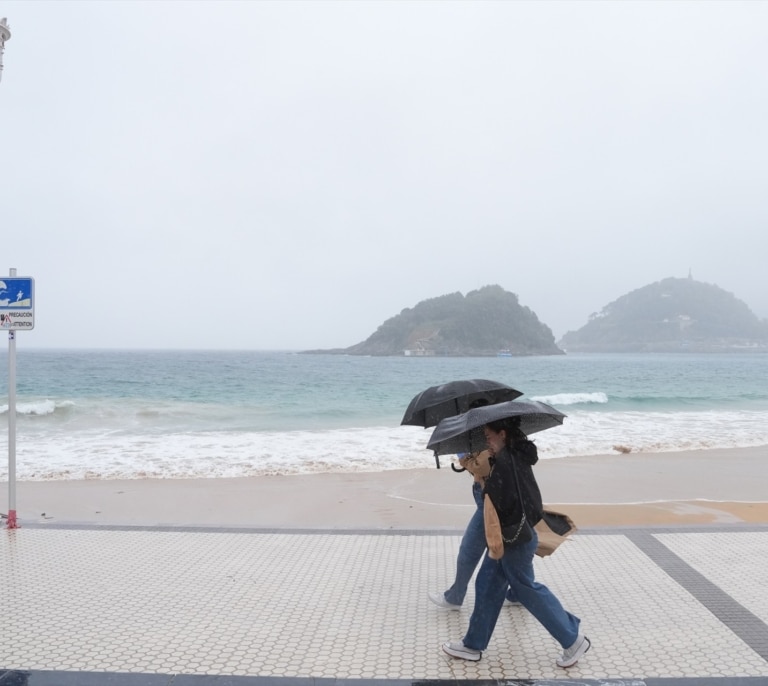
[3,269,34,529]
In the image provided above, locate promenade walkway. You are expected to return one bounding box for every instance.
[2,522,768,685]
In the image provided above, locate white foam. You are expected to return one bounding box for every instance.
[0,399,62,416]
[2,408,767,481]
[531,392,608,405]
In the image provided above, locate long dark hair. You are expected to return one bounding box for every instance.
[485,416,528,447]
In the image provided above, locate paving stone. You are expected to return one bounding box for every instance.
[2,524,768,684]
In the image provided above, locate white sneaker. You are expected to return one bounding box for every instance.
[556,633,591,668]
[504,598,522,607]
[442,640,481,661]
[428,591,461,610]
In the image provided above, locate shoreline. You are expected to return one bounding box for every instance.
[5,446,767,529]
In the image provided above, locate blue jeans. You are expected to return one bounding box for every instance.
[444,482,517,606]
[462,529,580,650]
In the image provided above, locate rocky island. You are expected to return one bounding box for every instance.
[304,285,563,357]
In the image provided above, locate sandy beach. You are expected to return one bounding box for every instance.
[6,445,767,529]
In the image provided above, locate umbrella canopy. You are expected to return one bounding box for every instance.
[401,379,523,428]
[426,399,566,456]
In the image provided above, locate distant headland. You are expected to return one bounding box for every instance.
[559,276,768,353]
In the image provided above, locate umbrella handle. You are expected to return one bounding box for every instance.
[434,452,440,469]
[451,463,466,473]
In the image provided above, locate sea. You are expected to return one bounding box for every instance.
[1,349,767,481]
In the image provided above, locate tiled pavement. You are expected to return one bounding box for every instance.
[2,522,768,686]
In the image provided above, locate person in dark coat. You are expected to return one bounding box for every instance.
[429,402,520,611]
[441,417,591,668]
[427,446,520,609]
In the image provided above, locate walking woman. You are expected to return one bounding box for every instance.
[441,416,591,668]
[428,448,519,610]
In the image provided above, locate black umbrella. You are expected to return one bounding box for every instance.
[401,379,523,428]
[426,399,566,456]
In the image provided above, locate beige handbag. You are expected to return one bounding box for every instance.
[483,494,505,560]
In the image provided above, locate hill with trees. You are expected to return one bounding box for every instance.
[559,277,768,352]
[305,285,563,356]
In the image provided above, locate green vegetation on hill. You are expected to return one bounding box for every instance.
[559,277,768,352]
[308,285,563,357]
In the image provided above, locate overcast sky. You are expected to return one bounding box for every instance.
[1,0,766,350]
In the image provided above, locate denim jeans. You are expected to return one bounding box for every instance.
[462,529,580,650]
[444,482,518,606]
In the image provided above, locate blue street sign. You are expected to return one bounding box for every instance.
[0,277,34,330]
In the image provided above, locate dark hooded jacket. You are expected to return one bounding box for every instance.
[483,439,543,530]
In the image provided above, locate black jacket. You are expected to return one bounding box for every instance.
[483,440,544,529]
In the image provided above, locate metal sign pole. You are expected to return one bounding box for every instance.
[1,26,18,529]
[3,271,35,528]
[7,267,18,528]
[7,330,17,528]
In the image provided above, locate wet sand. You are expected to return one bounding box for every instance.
[7,446,768,528]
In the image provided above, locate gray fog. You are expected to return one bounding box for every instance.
[1,0,766,350]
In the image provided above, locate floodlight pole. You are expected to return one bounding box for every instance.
[0,17,10,84]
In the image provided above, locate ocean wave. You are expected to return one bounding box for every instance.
[0,399,74,416]
[3,409,767,481]
[531,392,608,405]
